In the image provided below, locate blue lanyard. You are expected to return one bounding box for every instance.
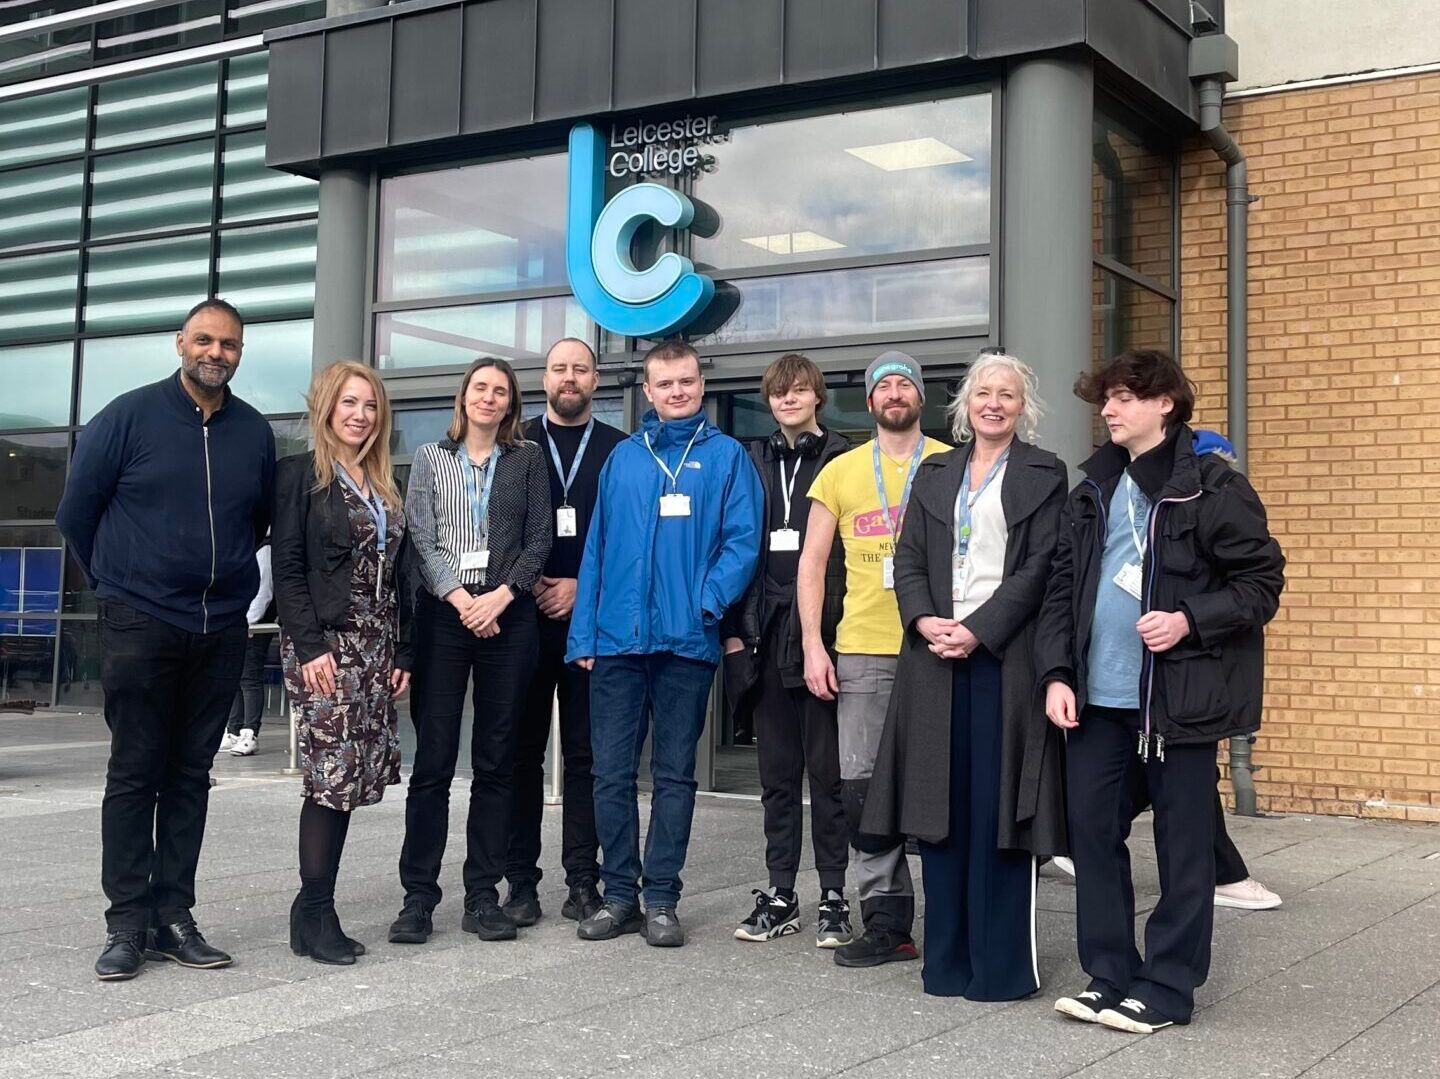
[457,445,500,546]
[872,438,926,540]
[644,422,703,493]
[334,464,386,556]
[541,416,594,507]
[954,448,1009,556]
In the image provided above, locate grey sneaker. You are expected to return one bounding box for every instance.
[643,905,685,948]
[577,901,643,941]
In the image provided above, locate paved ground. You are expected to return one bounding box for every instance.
[2,710,1439,1079]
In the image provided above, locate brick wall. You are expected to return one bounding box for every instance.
[1179,73,1440,822]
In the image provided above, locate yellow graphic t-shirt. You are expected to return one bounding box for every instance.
[808,436,949,656]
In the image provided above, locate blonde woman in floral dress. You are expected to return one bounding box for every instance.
[272,361,413,965]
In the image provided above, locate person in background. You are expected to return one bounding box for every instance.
[567,339,762,948]
[220,537,274,758]
[390,357,551,945]
[272,361,413,965]
[864,353,1068,1000]
[799,350,948,969]
[723,353,853,948]
[501,339,625,927]
[56,298,274,981]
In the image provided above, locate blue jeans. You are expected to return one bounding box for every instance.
[589,653,715,910]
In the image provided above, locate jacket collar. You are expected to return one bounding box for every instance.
[1079,423,1200,502]
[166,368,231,420]
[638,407,710,449]
[757,425,846,464]
[914,438,1058,527]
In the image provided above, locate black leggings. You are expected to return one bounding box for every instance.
[298,799,351,915]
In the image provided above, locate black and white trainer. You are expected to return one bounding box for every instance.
[734,888,800,942]
[1097,997,1182,1034]
[1054,987,1121,1023]
[815,890,853,949]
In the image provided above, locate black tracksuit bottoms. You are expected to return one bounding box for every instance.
[1066,704,1217,1023]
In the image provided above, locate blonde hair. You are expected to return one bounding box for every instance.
[948,352,1045,444]
[307,361,401,510]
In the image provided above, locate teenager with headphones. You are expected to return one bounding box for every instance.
[723,354,854,947]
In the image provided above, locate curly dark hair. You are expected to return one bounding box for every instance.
[1075,348,1195,429]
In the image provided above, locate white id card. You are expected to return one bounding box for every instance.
[951,554,968,604]
[659,493,692,518]
[459,549,490,572]
[769,528,800,552]
[556,506,578,537]
[882,555,895,590]
[1114,561,1143,601]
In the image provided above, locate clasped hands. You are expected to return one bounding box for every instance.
[299,651,410,698]
[447,585,512,638]
[916,615,980,660]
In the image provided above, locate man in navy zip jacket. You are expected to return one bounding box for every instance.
[567,339,762,948]
[56,299,276,982]
[1036,349,1284,1035]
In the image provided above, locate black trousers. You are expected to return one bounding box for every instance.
[398,593,538,910]
[753,623,848,893]
[1129,765,1249,886]
[1067,705,1217,1022]
[226,631,273,736]
[97,599,247,930]
[506,613,599,889]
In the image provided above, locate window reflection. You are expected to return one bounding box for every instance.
[228,318,313,415]
[94,1,224,62]
[94,61,219,150]
[723,381,954,444]
[0,250,79,344]
[79,332,178,423]
[0,88,88,169]
[695,257,988,348]
[1092,266,1173,363]
[376,298,594,370]
[83,234,210,333]
[0,342,74,429]
[1093,111,1173,286]
[224,51,268,127]
[221,130,318,222]
[378,153,570,303]
[89,139,216,240]
[0,159,85,253]
[0,2,92,87]
[57,618,103,707]
[693,94,991,271]
[217,221,317,319]
[0,433,69,520]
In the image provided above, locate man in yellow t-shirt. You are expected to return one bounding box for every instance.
[797,350,946,969]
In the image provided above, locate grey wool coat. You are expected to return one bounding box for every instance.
[861,438,1069,856]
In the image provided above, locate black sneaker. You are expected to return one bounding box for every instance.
[501,881,542,927]
[387,901,433,944]
[146,919,232,969]
[1054,987,1121,1024]
[95,929,147,981]
[1097,997,1183,1034]
[561,881,603,922]
[734,888,799,942]
[643,905,685,948]
[578,900,644,941]
[461,899,517,941]
[815,891,854,950]
[832,926,918,968]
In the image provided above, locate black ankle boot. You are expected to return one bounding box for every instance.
[290,895,355,965]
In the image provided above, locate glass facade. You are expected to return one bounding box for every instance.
[0,13,320,706]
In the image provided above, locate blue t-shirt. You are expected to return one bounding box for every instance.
[1087,476,1150,710]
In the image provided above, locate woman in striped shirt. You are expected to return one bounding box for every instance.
[390,357,551,945]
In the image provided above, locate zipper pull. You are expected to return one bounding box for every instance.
[1157,735,1166,763]
[1137,731,1147,760]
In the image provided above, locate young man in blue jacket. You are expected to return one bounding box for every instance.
[56,299,276,982]
[567,339,763,948]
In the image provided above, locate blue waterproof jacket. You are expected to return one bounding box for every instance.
[566,409,762,666]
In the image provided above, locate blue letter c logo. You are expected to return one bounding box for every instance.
[566,123,714,338]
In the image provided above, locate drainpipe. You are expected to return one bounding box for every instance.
[1192,35,1260,816]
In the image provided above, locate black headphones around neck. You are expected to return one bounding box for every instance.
[769,429,824,459]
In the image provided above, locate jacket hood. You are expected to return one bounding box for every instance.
[1079,422,1200,502]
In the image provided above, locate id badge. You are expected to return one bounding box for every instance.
[951,554,968,604]
[769,528,800,552]
[556,506,578,537]
[1114,561,1143,601]
[659,493,692,518]
[882,555,895,590]
[459,549,490,572]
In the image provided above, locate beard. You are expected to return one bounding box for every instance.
[182,354,235,391]
[871,399,921,432]
[547,386,591,419]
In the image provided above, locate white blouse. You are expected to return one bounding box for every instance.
[952,462,1009,621]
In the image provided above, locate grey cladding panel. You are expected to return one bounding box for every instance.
[784,0,877,83]
[877,0,967,68]
[972,0,1083,58]
[460,0,537,134]
[614,0,696,110]
[322,21,391,156]
[390,7,462,144]
[1144,0,1193,30]
[265,36,324,168]
[534,0,613,121]
[695,0,782,97]
[1088,0,1192,118]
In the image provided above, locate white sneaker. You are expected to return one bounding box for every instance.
[1052,856,1076,878]
[1213,877,1281,910]
[229,729,258,757]
[218,731,238,753]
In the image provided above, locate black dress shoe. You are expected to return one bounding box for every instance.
[146,919,233,969]
[387,900,433,944]
[461,898,517,941]
[501,881,542,927]
[95,930,147,981]
[561,881,603,922]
